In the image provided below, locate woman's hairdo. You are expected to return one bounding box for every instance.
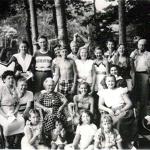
[20,40,29,48]
[77,46,90,59]
[102,74,116,89]
[79,82,91,94]
[2,70,15,81]
[43,77,54,89]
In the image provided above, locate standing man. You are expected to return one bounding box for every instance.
[130,39,150,127]
[33,35,53,93]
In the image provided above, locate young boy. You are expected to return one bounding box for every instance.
[33,35,53,93]
[54,47,77,100]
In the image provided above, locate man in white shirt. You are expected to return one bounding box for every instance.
[130,39,150,127]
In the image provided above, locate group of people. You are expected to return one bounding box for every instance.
[0,33,149,150]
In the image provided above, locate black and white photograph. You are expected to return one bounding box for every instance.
[0,0,150,149]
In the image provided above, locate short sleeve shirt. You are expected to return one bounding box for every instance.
[76,123,97,149]
[130,50,150,72]
[94,128,122,149]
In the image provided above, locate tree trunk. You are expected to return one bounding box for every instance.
[52,4,58,37]
[118,0,126,45]
[28,0,38,54]
[24,0,33,54]
[54,0,69,49]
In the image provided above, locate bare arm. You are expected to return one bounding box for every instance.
[26,126,40,145]
[89,96,94,114]
[121,93,132,112]
[117,140,123,150]
[105,58,109,74]
[91,64,96,94]
[23,101,32,117]
[99,96,114,116]
[72,133,81,149]
[53,65,60,86]
[73,95,79,114]
[71,60,77,94]
[58,93,68,112]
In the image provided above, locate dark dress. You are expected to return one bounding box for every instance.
[37,92,67,133]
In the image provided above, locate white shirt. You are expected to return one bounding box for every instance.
[75,59,94,84]
[76,123,97,149]
[130,50,150,72]
[99,88,128,108]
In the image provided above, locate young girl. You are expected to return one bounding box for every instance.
[21,109,48,150]
[65,110,97,150]
[51,118,67,150]
[68,82,94,125]
[94,114,122,150]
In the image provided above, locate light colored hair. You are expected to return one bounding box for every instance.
[43,77,54,89]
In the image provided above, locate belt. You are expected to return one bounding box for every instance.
[135,71,148,74]
[35,69,51,72]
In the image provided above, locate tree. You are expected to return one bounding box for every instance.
[28,0,38,54]
[23,0,33,54]
[54,0,69,49]
[118,0,126,45]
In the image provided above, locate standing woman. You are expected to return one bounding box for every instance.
[33,35,53,93]
[0,71,25,148]
[111,44,132,91]
[75,46,96,94]
[93,47,109,92]
[9,40,34,91]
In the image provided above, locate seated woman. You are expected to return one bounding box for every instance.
[35,77,67,138]
[69,82,94,125]
[0,71,25,148]
[98,74,137,148]
[16,77,34,120]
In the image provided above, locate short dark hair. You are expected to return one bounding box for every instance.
[79,110,94,125]
[38,35,48,41]
[2,70,15,82]
[19,40,29,48]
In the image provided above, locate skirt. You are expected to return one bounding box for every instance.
[0,113,25,136]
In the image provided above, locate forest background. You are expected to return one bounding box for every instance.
[0,0,150,55]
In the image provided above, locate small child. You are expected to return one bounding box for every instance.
[65,110,97,150]
[21,109,48,150]
[94,114,122,150]
[51,118,67,150]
